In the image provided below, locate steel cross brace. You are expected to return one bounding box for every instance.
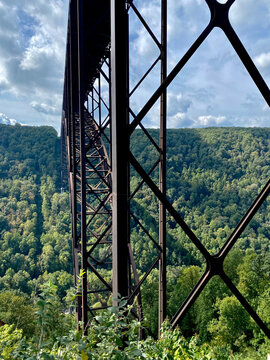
[126,0,270,338]
[129,0,270,135]
[129,151,270,338]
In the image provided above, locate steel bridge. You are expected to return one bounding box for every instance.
[62,0,270,338]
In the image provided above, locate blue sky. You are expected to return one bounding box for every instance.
[0,0,270,132]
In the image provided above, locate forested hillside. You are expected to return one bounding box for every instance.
[0,124,269,358]
[0,124,73,306]
[131,127,270,265]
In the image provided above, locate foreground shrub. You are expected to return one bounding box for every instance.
[0,294,267,359]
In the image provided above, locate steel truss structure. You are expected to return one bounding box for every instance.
[62,0,270,338]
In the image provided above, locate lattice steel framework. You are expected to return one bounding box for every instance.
[62,0,270,339]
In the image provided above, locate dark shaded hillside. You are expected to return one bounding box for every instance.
[0,124,61,187]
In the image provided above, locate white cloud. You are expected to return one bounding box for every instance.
[31,101,60,116]
[20,34,55,71]
[0,62,8,88]
[230,0,270,29]
[0,113,17,125]
[135,0,161,40]
[168,112,191,128]
[254,52,270,70]
[196,115,228,127]
[132,28,158,60]
[167,0,210,71]
[167,92,192,115]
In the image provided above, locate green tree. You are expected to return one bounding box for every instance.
[0,291,36,337]
[209,296,251,349]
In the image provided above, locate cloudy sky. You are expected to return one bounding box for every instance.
[0,0,68,131]
[0,0,270,132]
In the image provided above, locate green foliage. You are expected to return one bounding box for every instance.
[0,291,36,337]
[0,286,268,359]
[0,124,61,184]
[152,321,217,359]
[208,296,251,349]
[0,126,72,301]
[81,299,143,359]
[0,297,222,360]
[36,281,64,348]
[0,324,23,359]
[1,125,270,357]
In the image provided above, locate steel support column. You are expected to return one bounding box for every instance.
[158,0,167,337]
[77,0,88,332]
[67,0,82,328]
[111,0,130,303]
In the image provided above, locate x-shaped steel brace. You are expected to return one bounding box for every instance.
[129,0,270,135]
[129,151,270,338]
[128,0,270,338]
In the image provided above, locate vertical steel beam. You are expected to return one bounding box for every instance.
[158,0,167,337]
[111,0,130,304]
[77,0,88,333]
[98,73,102,127]
[69,0,82,328]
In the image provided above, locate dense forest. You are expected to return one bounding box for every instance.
[0,123,269,359]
